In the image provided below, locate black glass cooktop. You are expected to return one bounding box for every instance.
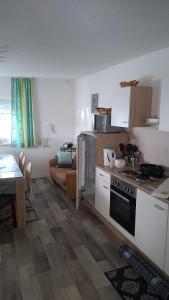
[121,169,165,182]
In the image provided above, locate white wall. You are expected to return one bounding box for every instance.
[75,47,169,167]
[0,77,11,98]
[0,77,75,177]
[33,78,75,147]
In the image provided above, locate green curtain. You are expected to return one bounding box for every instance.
[11,78,36,148]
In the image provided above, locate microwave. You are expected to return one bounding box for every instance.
[91,114,121,133]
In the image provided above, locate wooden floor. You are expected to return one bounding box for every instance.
[0,177,128,300]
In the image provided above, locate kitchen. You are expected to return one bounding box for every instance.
[2,1,169,299]
[76,50,169,282]
[75,47,169,170]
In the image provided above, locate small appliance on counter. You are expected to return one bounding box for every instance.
[114,158,126,169]
[103,148,116,166]
[92,110,122,133]
[145,116,159,127]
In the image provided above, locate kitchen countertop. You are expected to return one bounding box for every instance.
[97,164,169,204]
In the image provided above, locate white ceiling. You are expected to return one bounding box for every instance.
[1,0,169,78]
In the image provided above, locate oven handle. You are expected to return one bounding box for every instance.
[111,188,130,203]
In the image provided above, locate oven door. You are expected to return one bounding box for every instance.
[110,187,136,236]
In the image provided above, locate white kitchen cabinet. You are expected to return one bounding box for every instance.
[159,79,169,131]
[111,86,152,128]
[96,167,111,183]
[135,189,168,269]
[95,168,110,219]
[164,216,169,275]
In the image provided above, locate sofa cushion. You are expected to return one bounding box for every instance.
[49,158,57,167]
[49,161,76,200]
[56,151,72,167]
[50,166,72,186]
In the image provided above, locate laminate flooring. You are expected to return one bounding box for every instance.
[0,177,128,300]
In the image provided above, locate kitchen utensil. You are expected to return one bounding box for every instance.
[119,143,139,165]
[114,158,126,169]
[103,148,116,166]
[119,143,125,156]
[125,144,133,156]
[132,145,138,154]
[135,151,143,163]
[130,156,138,168]
[140,163,165,178]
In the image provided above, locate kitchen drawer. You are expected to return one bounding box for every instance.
[96,167,110,184]
[95,177,110,193]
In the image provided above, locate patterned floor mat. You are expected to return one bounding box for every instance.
[105,266,163,300]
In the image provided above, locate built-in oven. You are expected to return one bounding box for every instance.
[110,175,136,236]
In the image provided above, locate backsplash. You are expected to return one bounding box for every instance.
[132,127,169,167]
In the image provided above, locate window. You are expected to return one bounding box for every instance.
[0,99,11,145]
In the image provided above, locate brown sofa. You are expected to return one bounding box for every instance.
[49,158,76,200]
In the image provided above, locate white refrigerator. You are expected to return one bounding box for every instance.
[76,132,96,210]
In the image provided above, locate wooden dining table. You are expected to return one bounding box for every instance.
[0,154,26,227]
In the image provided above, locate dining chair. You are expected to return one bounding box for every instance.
[25,161,32,205]
[25,161,38,222]
[20,154,26,175]
[18,151,24,170]
[0,194,17,227]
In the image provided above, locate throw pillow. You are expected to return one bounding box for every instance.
[56,151,72,167]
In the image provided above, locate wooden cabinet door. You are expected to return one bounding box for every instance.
[159,79,169,131]
[135,189,168,269]
[95,173,110,219]
[111,87,131,127]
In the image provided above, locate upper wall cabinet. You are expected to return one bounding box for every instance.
[111,86,152,128]
[159,80,169,132]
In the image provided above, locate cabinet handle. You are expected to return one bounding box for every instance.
[103,185,109,190]
[154,204,166,211]
[99,173,104,177]
[111,189,129,203]
[122,121,128,123]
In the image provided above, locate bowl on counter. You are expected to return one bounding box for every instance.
[114,158,126,169]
